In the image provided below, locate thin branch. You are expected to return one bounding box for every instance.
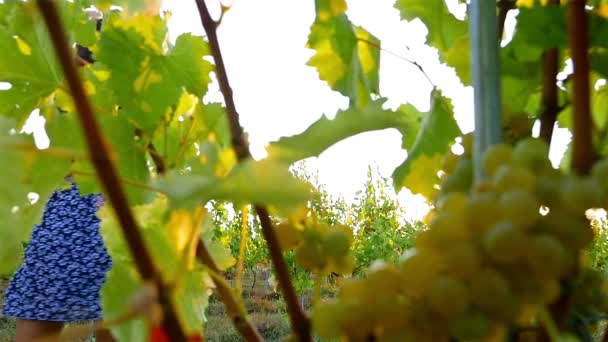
[235,205,250,297]
[136,128,167,175]
[194,1,311,340]
[0,142,85,160]
[196,242,263,342]
[35,1,187,341]
[70,170,161,192]
[539,0,561,146]
[568,0,594,175]
[357,38,436,88]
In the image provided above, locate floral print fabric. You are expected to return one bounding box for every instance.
[2,181,112,322]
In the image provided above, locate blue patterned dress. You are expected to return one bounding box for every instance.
[2,181,112,322]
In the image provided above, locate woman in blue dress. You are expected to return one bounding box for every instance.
[2,11,115,341]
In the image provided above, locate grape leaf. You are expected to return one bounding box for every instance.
[394,0,467,58]
[60,0,99,47]
[96,16,212,134]
[167,34,213,98]
[174,271,208,335]
[392,90,461,198]
[0,117,69,244]
[446,35,471,85]
[46,112,151,205]
[101,261,148,342]
[513,6,567,49]
[266,98,420,164]
[0,2,61,121]
[307,0,380,107]
[511,6,608,49]
[157,159,313,213]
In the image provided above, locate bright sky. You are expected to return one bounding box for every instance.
[22,0,572,221]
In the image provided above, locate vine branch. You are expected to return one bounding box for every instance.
[35,1,187,340]
[194,1,311,340]
[135,128,167,175]
[357,38,436,88]
[195,243,263,342]
[568,0,593,175]
[539,0,561,146]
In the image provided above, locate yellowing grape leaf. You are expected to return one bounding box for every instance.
[393,90,461,199]
[266,98,420,164]
[97,16,212,134]
[307,0,380,107]
[400,153,443,199]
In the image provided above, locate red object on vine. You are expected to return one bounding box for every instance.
[149,325,170,342]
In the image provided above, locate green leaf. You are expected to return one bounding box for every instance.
[157,159,313,213]
[99,195,169,263]
[0,117,70,246]
[96,16,212,134]
[307,0,380,107]
[204,238,237,271]
[393,90,461,198]
[152,97,227,172]
[594,89,608,131]
[175,271,208,335]
[592,50,608,80]
[394,0,467,59]
[0,2,61,121]
[60,0,99,47]
[513,6,568,49]
[101,261,148,342]
[46,112,151,205]
[167,34,213,98]
[510,6,608,49]
[266,98,420,164]
[445,35,471,85]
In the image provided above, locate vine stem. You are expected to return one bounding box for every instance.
[568,0,594,175]
[539,0,560,146]
[35,1,188,341]
[539,44,560,142]
[195,243,263,342]
[470,0,503,180]
[235,205,250,297]
[194,1,312,340]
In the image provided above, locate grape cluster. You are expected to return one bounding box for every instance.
[275,213,355,275]
[312,136,608,341]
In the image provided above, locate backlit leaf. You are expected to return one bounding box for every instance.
[393,90,461,198]
[0,2,61,121]
[307,0,380,107]
[97,16,212,134]
[0,117,70,251]
[157,159,313,213]
[394,0,467,59]
[266,98,420,164]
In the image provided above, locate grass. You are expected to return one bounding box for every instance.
[0,273,299,342]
